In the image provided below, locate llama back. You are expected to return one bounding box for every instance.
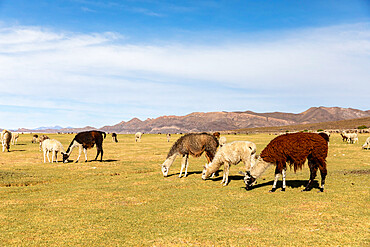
[261,133,328,172]
[167,133,218,158]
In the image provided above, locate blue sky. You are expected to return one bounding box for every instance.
[0,0,369,129]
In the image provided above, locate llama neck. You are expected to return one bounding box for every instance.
[66,140,80,156]
[163,153,178,168]
[206,155,223,176]
[250,158,273,179]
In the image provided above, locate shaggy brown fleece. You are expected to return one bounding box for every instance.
[261,132,328,172]
[167,133,219,162]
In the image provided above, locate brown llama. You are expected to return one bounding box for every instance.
[213,132,220,139]
[340,132,348,142]
[241,132,329,192]
[63,130,106,163]
[161,133,219,178]
[112,133,118,143]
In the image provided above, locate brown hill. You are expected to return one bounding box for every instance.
[233,116,370,134]
[100,107,370,134]
[11,107,369,134]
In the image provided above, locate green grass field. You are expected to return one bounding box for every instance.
[1,133,369,246]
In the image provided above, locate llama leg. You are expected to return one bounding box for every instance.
[55,152,58,163]
[47,150,51,163]
[76,145,82,163]
[94,148,100,161]
[222,163,230,186]
[83,148,88,162]
[318,164,327,192]
[303,161,318,191]
[281,167,287,191]
[43,150,47,163]
[270,167,281,192]
[52,151,55,163]
[270,173,280,192]
[179,155,187,178]
[184,154,189,177]
[98,146,103,162]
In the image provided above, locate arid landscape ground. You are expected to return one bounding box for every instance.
[1,132,369,246]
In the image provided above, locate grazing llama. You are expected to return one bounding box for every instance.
[166,133,171,142]
[32,134,38,143]
[241,132,329,192]
[135,132,143,142]
[42,139,67,163]
[1,129,12,152]
[161,133,219,178]
[11,133,19,145]
[112,133,118,143]
[63,130,106,163]
[202,141,257,186]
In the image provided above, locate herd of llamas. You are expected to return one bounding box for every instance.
[1,128,369,192]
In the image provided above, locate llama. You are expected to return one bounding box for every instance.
[63,130,106,163]
[346,133,358,144]
[135,132,143,142]
[161,133,219,178]
[1,129,12,152]
[202,141,257,186]
[166,133,171,142]
[341,131,358,144]
[41,139,67,163]
[219,136,227,147]
[11,133,19,145]
[112,133,118,143]
[213,132,221,139]
[32,134,39,143]
[362,137,370,150]
[241,132,329,192]
[38,135,50,151]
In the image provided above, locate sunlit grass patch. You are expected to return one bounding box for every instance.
[0,133,368,246]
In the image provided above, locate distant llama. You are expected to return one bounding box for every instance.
[1,129,12,152]
[11,132,19,145]
[241,132,329,192]
[38,135,50,151]
[32,134,39,143]
[135,132,143,142]
[161,133,219,178]
[112,133,118,143]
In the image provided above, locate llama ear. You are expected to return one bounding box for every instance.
[238,171,246,176]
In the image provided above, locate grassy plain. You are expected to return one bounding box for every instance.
[0,133,369,246]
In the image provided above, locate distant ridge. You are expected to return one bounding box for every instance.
[100,106,369,134]
[9,107,370,134]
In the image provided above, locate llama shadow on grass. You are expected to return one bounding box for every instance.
[212,174,245,182]
[243,179,320,191]
[10,150,26,152]
[167,171,202,177]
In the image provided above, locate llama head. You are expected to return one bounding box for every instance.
[201,163,210,180]
[243,170,256,190]
[62,152,69,163]
[161,164,169,177]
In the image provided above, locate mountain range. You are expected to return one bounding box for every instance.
[11,107,369,134]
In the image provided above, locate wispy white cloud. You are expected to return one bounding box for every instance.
[0,23,369,128]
